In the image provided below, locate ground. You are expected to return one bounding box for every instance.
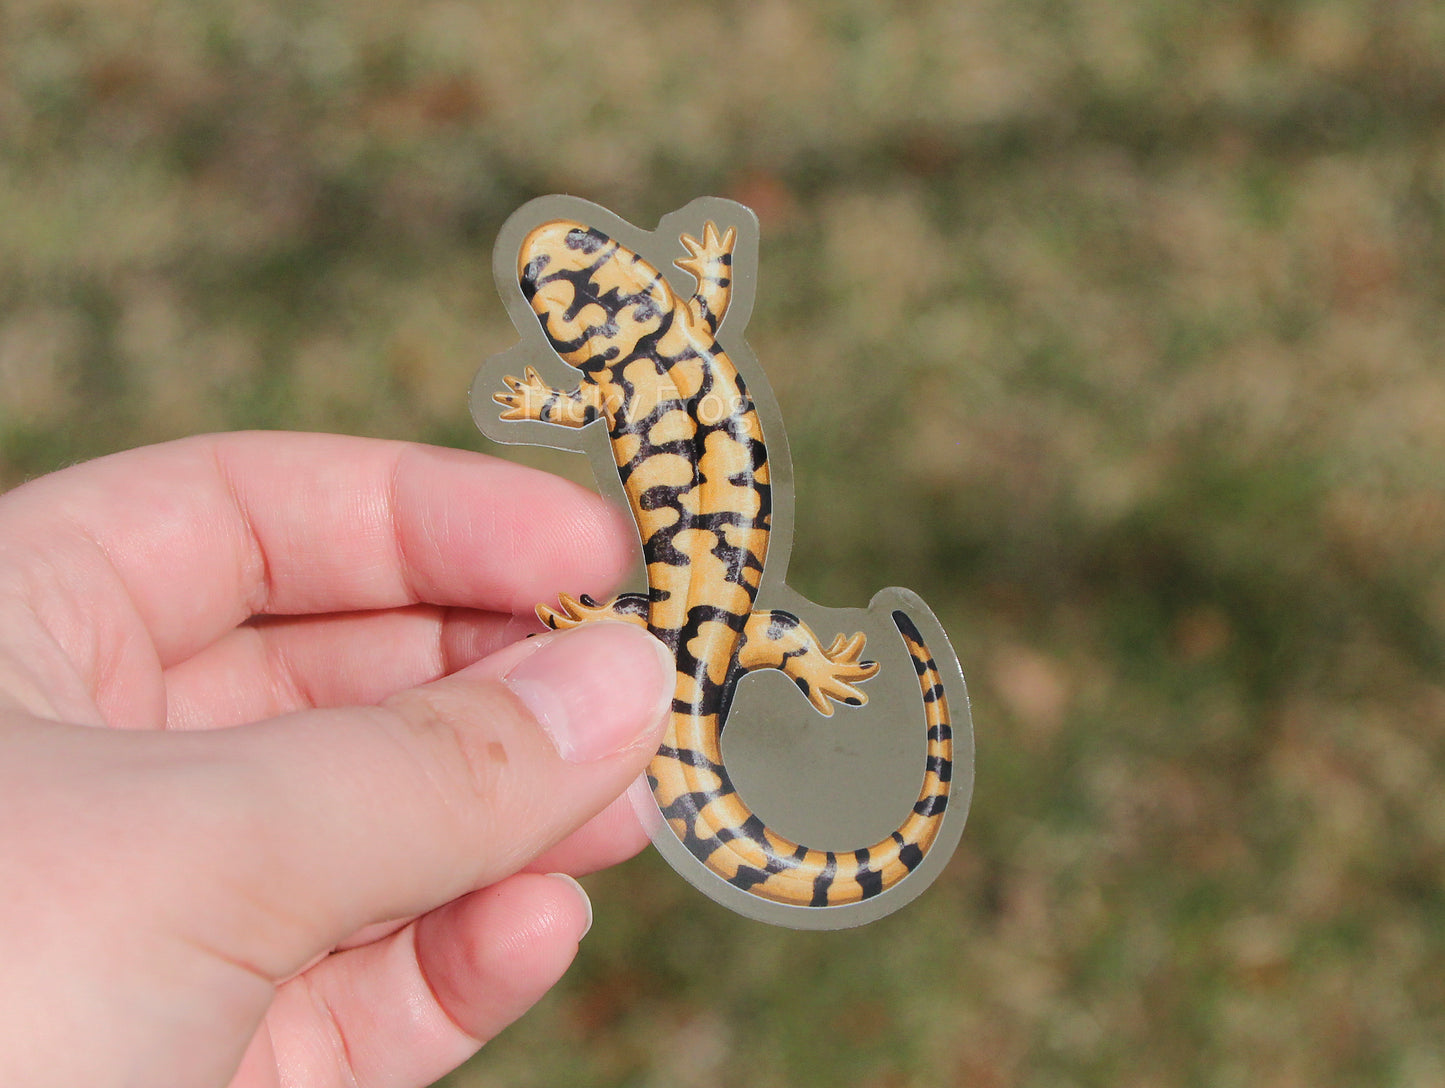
[2,2,1444,1085]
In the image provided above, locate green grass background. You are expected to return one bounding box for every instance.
[4,1,1445,1085]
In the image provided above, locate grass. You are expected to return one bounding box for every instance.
[3,1,1445,1085]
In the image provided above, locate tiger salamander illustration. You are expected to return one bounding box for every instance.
[491,211,954,908]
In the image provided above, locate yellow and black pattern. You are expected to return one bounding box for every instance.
[494,218,954,906]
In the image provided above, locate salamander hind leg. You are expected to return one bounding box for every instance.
[538,592,650,630]
[675,222,736,334]
[737,609,879,715]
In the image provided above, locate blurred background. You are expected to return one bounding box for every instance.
[3,1,1444,1084]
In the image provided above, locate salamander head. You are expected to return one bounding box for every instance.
[517,220,609,302]
[516,220,670,372]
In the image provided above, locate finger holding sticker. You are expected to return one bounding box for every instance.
[472,197,975,929]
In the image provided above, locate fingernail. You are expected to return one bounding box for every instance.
[503,623,673,763]
[548,873,594,939]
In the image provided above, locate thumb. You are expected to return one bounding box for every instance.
[159,620,674,980]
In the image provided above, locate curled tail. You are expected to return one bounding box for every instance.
[647,610,953,907]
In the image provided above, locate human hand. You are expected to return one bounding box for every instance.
[0,432,673,1088]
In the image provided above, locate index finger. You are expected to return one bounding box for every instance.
[0,432,635,670]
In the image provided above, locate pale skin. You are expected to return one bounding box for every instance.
[0,432,677,1088]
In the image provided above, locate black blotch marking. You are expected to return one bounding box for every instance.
[913,793,949,817]
[854,849,884,900]
[565,227,608,254]
[520,254,549,298]
[810,851,838,907]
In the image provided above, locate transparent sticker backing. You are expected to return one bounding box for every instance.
[472,196,974,929]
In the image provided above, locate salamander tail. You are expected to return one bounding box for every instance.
[648,610,954,907]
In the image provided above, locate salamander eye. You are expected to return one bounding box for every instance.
[520,255,549,297]
[565,227,607,254]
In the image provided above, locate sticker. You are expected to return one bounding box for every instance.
[471,196,973,929]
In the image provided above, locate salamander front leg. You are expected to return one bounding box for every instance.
[737,610,879,715]
[494,367,604,427]
[675,221,736,334]
[538,592,650,630]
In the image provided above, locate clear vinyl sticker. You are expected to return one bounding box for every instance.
[471,196,973,929]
